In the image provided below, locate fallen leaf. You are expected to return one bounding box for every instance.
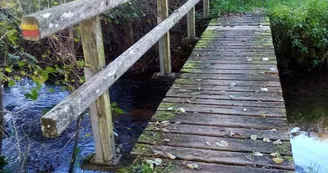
[161,121,169,124]
[261,88,269,92]
[161,128,170,133]
[246,57,253,62]
[167,153,176,160]
[155,121,160,125]
[253,151,264,157]
[187,163,200,169]
[245,155,254,161]
[167,107,174,110]
[205,142,212,146]
[195,79,202,82]
[154,158,162,166]
[146,160,155,169]
[262,57,270,61]
[230,83,236,87]
[250,135,258,140]
[177,107,186,113]
[270,128,278,131]
[163,123,171,127]
[270,67,277,71]
[273,139,282,145]
[272,157,284,164]
[243,108,248,112]
[163,139,170,142]
[179,89,187,92]
[229,95,236,99]
[198,87,201,91]
[263,137,271,143]
[270,152,280,157]
[260,112,269,118]
[186,100,191,103]
[216,140,229,147]
[175,121,181,124]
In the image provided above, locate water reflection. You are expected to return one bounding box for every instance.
[291,127,328,173]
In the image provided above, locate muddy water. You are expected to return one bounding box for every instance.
[2,77,172,172]
[281,71,328,173]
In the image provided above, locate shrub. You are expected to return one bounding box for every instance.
[268,0,328,70]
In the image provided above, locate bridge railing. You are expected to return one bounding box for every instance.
[21,0,210,168]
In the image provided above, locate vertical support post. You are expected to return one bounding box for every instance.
[203,0,210,18]
[157,0,171,76]
[80,16,116,164]
[187,7,196,39]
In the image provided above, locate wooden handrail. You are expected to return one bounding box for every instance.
[41,0,201,138]
[21,0,129,41]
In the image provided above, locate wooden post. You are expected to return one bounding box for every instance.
[0,79,3,154]
[187,7,196,39]
[203,0,210,18]
[80,16,116,163]
[157,0,171,76]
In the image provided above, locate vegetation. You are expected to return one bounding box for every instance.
[211,0,328,71]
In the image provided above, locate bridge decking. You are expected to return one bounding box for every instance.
[131,14,295,172]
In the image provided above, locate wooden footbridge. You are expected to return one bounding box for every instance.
[21,0,294,172]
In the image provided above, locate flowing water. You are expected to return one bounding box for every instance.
[2,77,172,172]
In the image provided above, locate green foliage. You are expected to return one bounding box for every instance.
[210,0,268,16]
[0,156,8,173]
[268,0,328,69]
[111,102,125,114]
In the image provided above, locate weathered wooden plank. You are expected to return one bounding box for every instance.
[132,144,294,170]
[178,73,279,81]
[40,0,201,137]
[166,90,284,102]
[21,0,129,41]
[171,84,283,93]
[150,112,287,131]
[137,131,293,155]
[136,158,291,173]
[157,105,285,118]
[163,97,285,108]
[175,79,281,87]
[180,68,278,75]
[145,123,289,140]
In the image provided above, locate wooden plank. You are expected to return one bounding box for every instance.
[80,16,115,162]
[40,0,201,137]
[166,90,284,102]
[137,131,293,155]
[174,79,281,87]
[171,84,283,93]
[132,144,294,170]
[135,158,291,173]
[180,68,278,75]
[21,0,129,41]
[157,105,285,118]
[158,0,171,75]
[163,97,285,108]
[150,112,287,131]
[178,73,279,81]
[145,123,289,140]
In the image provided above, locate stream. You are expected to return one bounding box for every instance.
[2,71,328,173]
[2,77,172,172]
